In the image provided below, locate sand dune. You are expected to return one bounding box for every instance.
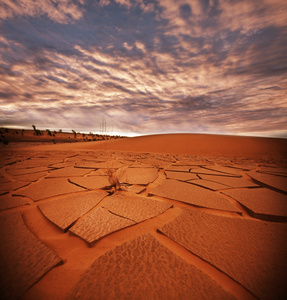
[19,133,287,158]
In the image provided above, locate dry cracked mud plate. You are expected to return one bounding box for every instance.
[69,176,111,190]
[120,167,158,185]
[102,194,172,222]
[47,166,92,178]
[126,185,146,194]
[69,207,136,244]
[12,171,47,182]
[188,179,230,190]
[222,188,287,222]
[0,193,29,211]
[201,165,243,175]
[189,168,241,177]
[0,175,10,184]
[247,171,287,192]
[67,234,236,300]
[198,174,259,188]
[149,179,240,213]
[258,166,287,176]
[69,194,172,245]
[165,165,192,172]
[158,208,287,300]
[74,160,123,169]
[14,178,86,201]
[6,166,51,176]
[38,190,107,231]
[0,181,29,194]
[165,170,198,181]
[0,212,62,300]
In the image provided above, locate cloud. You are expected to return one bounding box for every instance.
[0,0,286,137]
[0,0,84,23]
[179,4,192,20]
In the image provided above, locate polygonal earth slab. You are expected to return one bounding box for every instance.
[128,163,154,168]
[222,188,287,221]
[6,166,51,176]
[74,162,103,169]
[0,176,10,184]
[199,174,259,188]
[49,162,74,169]
[121,167,158,185]
[188,179,230,191]
[228,164,256,171]
[14,178,85,201]
[258,166,287,176]
[138,158,171,168]
[149,180,239,213]
[165,171,198,181]
[0,212,62,300]
[75,160,122,169]
[7,158,62,169]
[165,165,191,172]
[69,176,110,190]
[203,165,243,176]
[172,161,210,166]
[38,191,107,231]
[0,194,29,211]
[158,209,287,300]
[69,207,135,244]
[127,185,146,194]
[13,171,47,182]
[47,166,92,178]
[189,168,240,177]
[247,171,287,192]
[102,194,172,222]
[86,169,107,176]
[67,234,235,300]
[0,181,29,194]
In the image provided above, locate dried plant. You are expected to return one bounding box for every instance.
[106,168,120,192]
[104,161,127,194]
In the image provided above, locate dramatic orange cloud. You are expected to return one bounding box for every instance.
[0,0,286,137]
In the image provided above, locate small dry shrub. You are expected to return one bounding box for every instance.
[104,161,127,194]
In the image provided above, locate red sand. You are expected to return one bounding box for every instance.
[16,133,287,158]
[0,133,286,299]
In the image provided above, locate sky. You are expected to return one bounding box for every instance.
[0,0,286,137]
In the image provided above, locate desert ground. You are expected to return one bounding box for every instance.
[0,133,287,299]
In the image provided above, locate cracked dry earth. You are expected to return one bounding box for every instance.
[0,150,287,300]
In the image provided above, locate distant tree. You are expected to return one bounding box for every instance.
[46,129,52,136]
[59,129,62,133]
[72,129,77,138]
[32,124,42,136]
